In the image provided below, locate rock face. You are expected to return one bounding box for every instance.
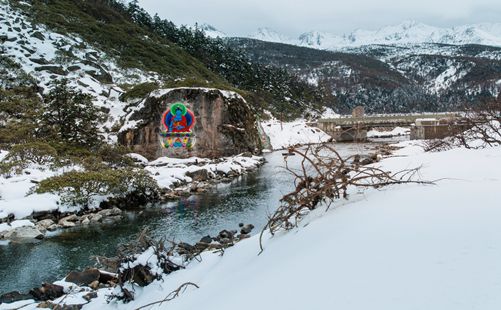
[118,88,262,159]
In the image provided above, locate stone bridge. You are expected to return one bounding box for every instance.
[314,113,462,141]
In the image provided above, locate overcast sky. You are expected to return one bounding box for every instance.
[136,0,501,37]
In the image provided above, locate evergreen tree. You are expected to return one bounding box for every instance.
[40,80,102,147]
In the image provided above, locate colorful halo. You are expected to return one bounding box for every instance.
[169,102,187,116]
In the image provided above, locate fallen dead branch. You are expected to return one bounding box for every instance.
[259,143,434,253]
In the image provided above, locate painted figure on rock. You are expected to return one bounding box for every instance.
[160,102,196,150]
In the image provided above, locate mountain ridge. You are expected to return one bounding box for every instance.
[227,37,501,113]
[203,21,501,49]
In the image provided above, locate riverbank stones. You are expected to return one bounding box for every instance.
[4,226,44,241]
[36,219,55,233]
[29,283,64,301]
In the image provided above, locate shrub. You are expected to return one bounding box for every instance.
[6,142,58,165]
[96,144,135,168]
[35,168,160,207]
[120,82,159,101]
[0,160,25,177]
[0,122,38,145]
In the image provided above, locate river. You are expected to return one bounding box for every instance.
[0,142,391,294]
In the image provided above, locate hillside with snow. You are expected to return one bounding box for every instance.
[228,37,501,113]
[198,20,501,114]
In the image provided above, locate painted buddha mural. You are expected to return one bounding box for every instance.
[160,102,196,150]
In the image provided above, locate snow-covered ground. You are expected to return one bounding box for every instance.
[145,154,264,188]
[5,137,500,310]
[367,126,410,138]
[261,120,332,150]
[0,161,80,220]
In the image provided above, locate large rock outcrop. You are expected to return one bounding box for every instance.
[118,88,262,159]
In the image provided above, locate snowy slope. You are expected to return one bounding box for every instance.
[153,143,501,310]
[0,1,161,140]
[261,120,332,150]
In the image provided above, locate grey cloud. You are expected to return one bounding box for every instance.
[137,0,501,37]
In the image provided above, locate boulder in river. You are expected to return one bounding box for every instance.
[36,219,55,233]
[58,214,79,228]
[96,207,122,217]
[118,88,262,159]
[186,168,210,181]
[4,226,44,241]
[199,235,212,244]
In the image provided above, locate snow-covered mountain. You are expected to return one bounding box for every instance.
[297,21,501,49]
[248,28,294,45]
[199,23,227,38]
[227,36,501,113]
[202,21,501,49]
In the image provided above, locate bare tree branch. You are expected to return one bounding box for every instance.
[134,282,199,310]
[259,143,434,252]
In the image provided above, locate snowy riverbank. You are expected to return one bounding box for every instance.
[367,126,410,138]
[261,120,332,150]
[0,153,264,241]
[3,137,500,309]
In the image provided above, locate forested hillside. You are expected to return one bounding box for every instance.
[228,38,501,113]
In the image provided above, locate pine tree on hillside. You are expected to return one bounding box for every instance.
[39,80,102,147]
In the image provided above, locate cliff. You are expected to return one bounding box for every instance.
[118,88,262,159]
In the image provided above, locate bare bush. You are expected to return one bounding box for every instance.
[259,144,433,252]
[425,100,501,152]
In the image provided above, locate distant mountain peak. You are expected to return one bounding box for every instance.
[244,22,501,50]
[199,23,226,38]
[249,27,293,44]
[298,31,326,47]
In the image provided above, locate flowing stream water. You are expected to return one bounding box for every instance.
[0,142,391,294]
